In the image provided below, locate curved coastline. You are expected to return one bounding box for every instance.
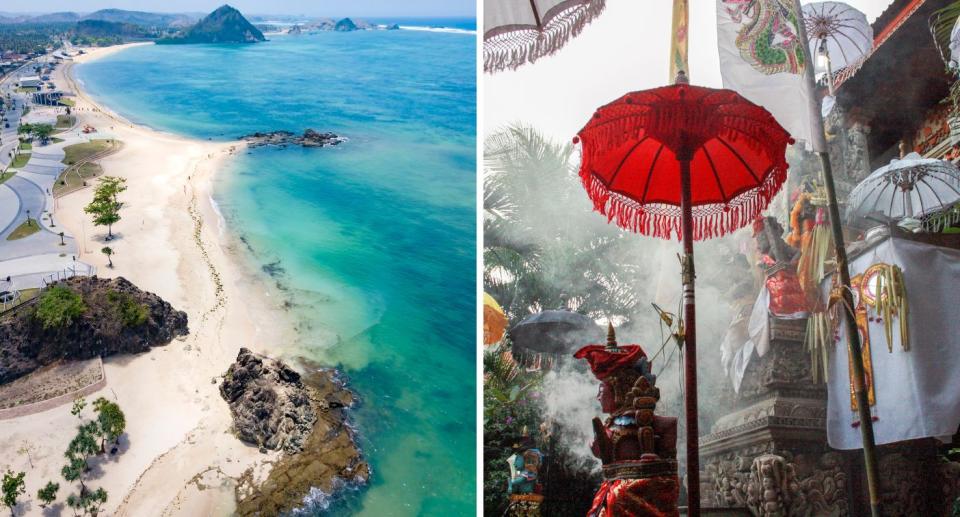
[0,42,326,516]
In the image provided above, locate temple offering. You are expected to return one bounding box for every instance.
[505,428,546,516]
[825,231,960,448]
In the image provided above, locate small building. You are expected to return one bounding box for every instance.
[18,76,42,89]
[33,91,63,106]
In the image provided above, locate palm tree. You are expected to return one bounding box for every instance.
[483,124,649,327]
[101,247,113,268]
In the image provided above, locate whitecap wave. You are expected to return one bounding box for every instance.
[398,25,476,35]
[289,475,369,515]
[208,194,226,237]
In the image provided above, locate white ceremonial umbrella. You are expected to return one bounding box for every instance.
[483,0,606,73]
[802,1,873,94]
[846,153,960,231]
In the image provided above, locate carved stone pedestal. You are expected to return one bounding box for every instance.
[700,317,851,516]
[701,317,960,515]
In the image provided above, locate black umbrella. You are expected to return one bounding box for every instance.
[508,309,601,356]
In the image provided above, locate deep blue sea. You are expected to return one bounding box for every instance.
[76,19,476,516]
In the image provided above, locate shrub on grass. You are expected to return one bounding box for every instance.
[34,286,87,329]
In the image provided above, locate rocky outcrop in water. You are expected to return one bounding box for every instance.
[0,276,188,384]
[229,353,368,515]
[240,129,346,149]
[220,347,316,453]
[334,18,359,31]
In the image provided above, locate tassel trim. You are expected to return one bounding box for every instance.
[578,160,788,241]
[484,0,606,73]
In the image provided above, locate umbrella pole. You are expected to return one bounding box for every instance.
[795,5,881,512]
[818,152,882,517]
[679,156,700,515]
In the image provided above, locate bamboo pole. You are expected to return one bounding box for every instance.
[795,3,881,515]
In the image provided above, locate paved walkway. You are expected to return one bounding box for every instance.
[0,67,88,280]
[0,184,18,235]
[0,253,95,290]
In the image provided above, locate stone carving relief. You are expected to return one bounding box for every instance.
[704,451,848,516]
[878,453,925,517]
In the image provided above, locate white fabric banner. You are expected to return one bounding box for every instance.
[716,0,822,151]
[826,237,960,449]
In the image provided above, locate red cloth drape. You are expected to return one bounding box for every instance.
[587,477,681,517]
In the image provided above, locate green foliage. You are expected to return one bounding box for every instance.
[92,397,126,450]
[37,481,59,508]
[62,421,99,496]
[157,5,264,44]
[34,286,87,329]
[17,123,54,143]
[1,471,25,514]
[482,348,544,513]
[67,422,100,460]
[97,176,127,203]
[931,2,960,68]
[66,486,107,517]
[106,290,147,327]
[0,23,69,54]
[483,124,646,325]
[71,397,87,418]
[101,247,113,268]
[84,177,126,236]
[60,455,86,484]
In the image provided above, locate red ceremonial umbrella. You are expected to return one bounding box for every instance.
[574,77,793,513]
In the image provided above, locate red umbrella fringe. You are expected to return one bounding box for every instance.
[483,0,606,73]
[580,162,788,241]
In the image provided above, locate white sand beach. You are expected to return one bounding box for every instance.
[0,43,297,516]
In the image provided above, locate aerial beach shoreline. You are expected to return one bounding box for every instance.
[0,16,476,514]
[0,42,312,515]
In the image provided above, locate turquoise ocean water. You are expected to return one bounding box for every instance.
[76,19,476,516]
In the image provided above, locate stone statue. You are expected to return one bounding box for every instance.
[574,323,679,517]
[505,428,545,516]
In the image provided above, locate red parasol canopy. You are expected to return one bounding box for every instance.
[575,83,794,240]
[574,79,793,514]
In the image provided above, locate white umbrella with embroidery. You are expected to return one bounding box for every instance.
[846,153,960,231]
[484,0,606,73]
[802,1,872,95]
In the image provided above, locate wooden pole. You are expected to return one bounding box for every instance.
[795,3,881,514]
[679,154,699,515]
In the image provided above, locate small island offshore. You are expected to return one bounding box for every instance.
[0,2,468,514]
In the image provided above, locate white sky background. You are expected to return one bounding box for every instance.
[484,0,892,142]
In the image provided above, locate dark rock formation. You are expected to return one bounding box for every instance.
[220,348,316,453]
[0,276,188,384]
[230,354,369,515]
[157,5,265,44]
[334,18,359,32]
[386,23,400,30]
[240,129,346,149]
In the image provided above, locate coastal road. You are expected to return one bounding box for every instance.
[0,184,18,235]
